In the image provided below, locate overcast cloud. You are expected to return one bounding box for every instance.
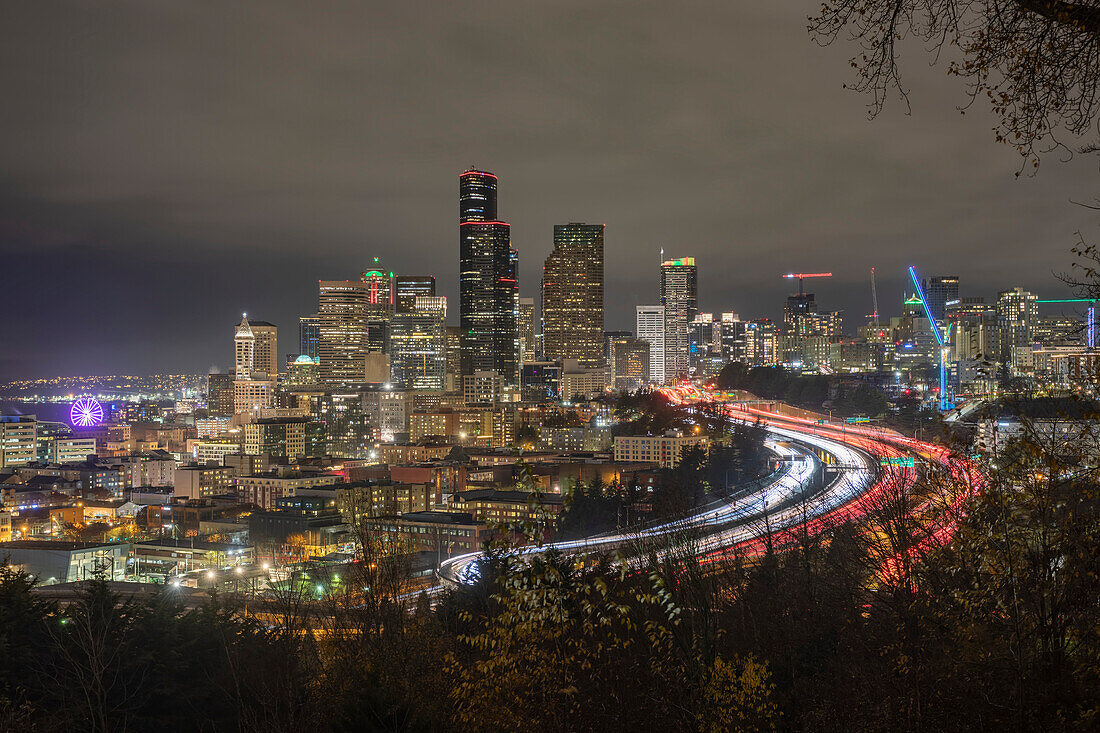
[0,0,1096,379]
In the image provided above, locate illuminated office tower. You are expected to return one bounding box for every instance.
[395,275,436,312]
[745,319,778,366]
[445,325,462,392]
[207,372,235,417]
[249,321,278,375]
[608,334,650,391]
[660,257,697,379]
[299,314,321,359]
[519,297,536,363]
[721,314,748,364]
[459,169,518,383]
[0,416,36,468]
[232,316,276,413]
[923,275,960,324]
[361,258,395,317]
[997,287,1039,361]
[542,223,604,367]
[784,291,817,337]
[361,258,394,353]
[390,296,447,390]
[234,315,255,378]
[636,305,666,384]
[318,280,370,385]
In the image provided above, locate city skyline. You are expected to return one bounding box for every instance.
[1,3,1095,380]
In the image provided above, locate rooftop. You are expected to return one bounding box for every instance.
[131,538,253,552]
[0,540,120,551]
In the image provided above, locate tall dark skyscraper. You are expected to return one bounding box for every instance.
[395,275,437,312]
[459,169,519,383]
[542,223,605,367]
[298,314,321,359]
[923,275,960,324]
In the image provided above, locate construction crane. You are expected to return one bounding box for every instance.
[781,272,832,296]
[1036,298,1097,349]
[908,265,952,411]
[870,267,880,326]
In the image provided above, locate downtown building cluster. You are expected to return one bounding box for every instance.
[0,169,721,585]
[1,168,1095,586]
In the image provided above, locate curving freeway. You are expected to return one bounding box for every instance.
[438,386,983,587]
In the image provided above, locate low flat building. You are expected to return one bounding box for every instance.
[248,496,349,557]
[365,510,486,559]
[174,464,235,501]
[0,540,127,584]
[234,471,338,509]
[612,431,710,469]
[131,537,254,577]
[446,488,564,526]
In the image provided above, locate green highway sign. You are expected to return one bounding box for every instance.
[880,457,916,468]
[845,417,870,424]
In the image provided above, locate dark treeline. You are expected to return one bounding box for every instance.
[714,363,889,418]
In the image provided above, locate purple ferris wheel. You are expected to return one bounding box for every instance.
[70,397,104,428]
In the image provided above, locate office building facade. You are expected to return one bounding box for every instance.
[459,169,519,384]
[318,280,370,385]
[298,314,321,359]
[541,223,605,367]
[636,305,666,384]
[660,257,698,380]
[390,296,448,390]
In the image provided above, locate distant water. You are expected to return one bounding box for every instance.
[0,401,74,423]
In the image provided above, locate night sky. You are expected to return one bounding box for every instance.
[1,1,1096,380]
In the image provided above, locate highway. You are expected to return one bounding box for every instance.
[439,386,983,587]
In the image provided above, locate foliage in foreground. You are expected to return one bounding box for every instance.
[0,426,1098,731]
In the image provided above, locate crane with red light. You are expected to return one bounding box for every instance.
[781,272,832,295]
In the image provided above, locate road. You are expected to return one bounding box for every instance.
[439,386,983,587]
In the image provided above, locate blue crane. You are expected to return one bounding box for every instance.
[908,266,953,411]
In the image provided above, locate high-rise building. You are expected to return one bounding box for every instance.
[609,335,650,392]
[521,362,562,402]
[390,296,447,390]
[923,276,960,324]
[232,317,277,376]
[997,287,1039,361]
[445,325,462,392]
[744,319,778,366]
[604,330,632,366]
[361,258,395,318]
[233,315,276,413]
[459,169,518,384]
[318,280,370,385]
[688,313,724,376]
[299,314,321,359]
[542,223,605,367]
[661,257,698,379]
[0,416,36,468]
[636,305,666,384]
[784,292,817,338]
[395,276,436,313]
[361,259,394,354]
[519,297,536,363]
[234,315,255,378]
[249,321,278,376]
[1034,316,1082,347]
[721,314,748,364]
[206,372,235,417]
[234,377,276,414]
[285,355,321,386]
